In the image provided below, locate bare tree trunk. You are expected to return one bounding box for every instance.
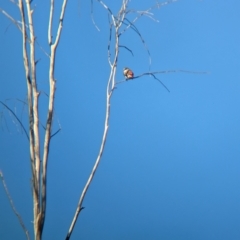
[66,1,128,239]
[19,0,68,239]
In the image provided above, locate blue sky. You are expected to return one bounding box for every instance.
[1,0,240,239]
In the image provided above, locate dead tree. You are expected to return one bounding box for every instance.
[1,0,68,239]
[65,0,185,239]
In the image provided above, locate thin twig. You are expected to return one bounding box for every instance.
[118,0,179,68]
[0,171,30,240]
[116,69,209,91]
[50,128,61,138]
[36,40,50,58]
[96,0,116,26]
[91,0,100,31]
[119,45,134,56]
[117,74,170,92]
[0,101,29,140]
[0,8,22,32]
[122,18,151,65]
[143,70,209,75]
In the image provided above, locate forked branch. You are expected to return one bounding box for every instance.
[41,0,68,234]
[66,0,189,238]
[17,0,68,239]
[66,1,127,239]
[18,2,41,239]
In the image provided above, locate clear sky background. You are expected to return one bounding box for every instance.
[0,0,240,239]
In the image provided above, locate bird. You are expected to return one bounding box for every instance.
[123,67,134,79]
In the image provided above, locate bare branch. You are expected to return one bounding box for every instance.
[18,0,35,179]
[122,17,151,66]
[119,45,134,56]
[66,88,115,240]
[142,69,209,75]
[48,0,54,45]
[119,4,158,36]
[116,69,209,91]
[0,100,29,140]
[50,128,61,138]
[0,171,30,240]
[123,0,179,30]
[91,0,100,31]
[117,1,179,68]
[96,0,116,26]
[0,8,22,32]
[117,73,170,92]
[107,20,113,66]
[66,2,130,238]
[142,73,170,92]
[54,0,68,46]
[18,1,41,239]
[126,9,158,25]
[41,0,68,234]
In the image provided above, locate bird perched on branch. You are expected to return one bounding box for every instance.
[123,67,134,79]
